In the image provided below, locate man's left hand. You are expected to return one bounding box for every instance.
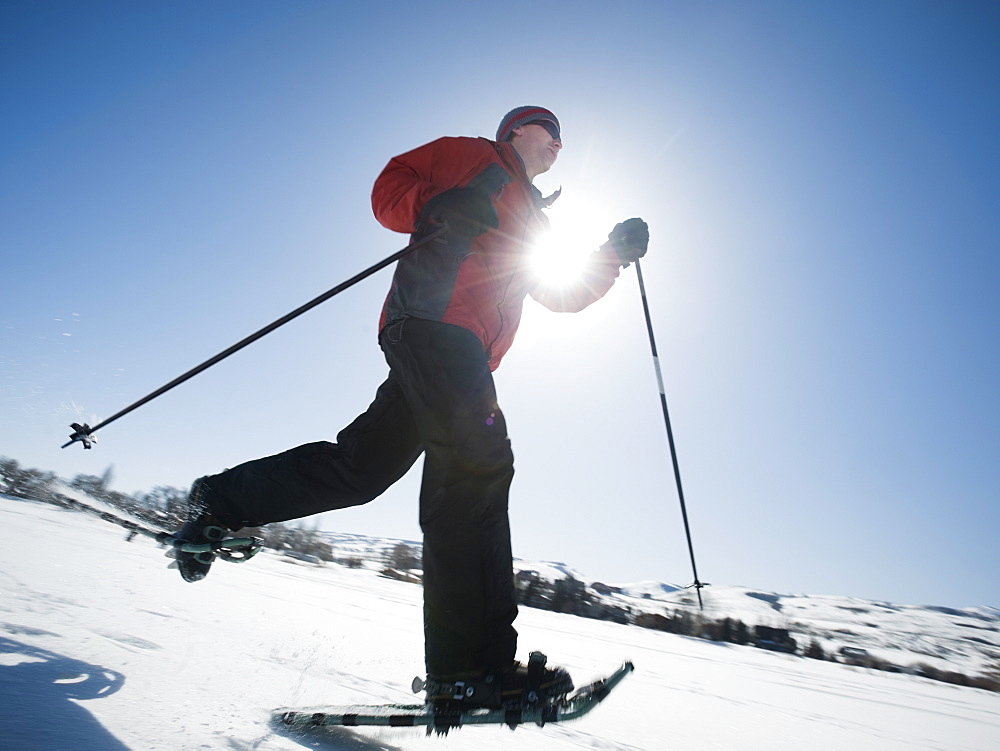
[605,218,649,266]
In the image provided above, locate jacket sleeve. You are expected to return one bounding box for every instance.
[529,245,623,312]
[371,137,478,234]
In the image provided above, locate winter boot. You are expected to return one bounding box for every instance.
[424,651,574,711]
[173,477,230,583]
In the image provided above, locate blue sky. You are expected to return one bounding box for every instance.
[2,1,997,609]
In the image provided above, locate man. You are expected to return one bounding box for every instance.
[175,106,648,710]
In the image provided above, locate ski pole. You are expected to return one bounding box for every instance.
[633,258,707,608]
[62,226,448,450]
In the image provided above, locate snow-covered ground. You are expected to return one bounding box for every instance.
[1,495,997,750]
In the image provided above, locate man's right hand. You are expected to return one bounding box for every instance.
[422,187,499,238]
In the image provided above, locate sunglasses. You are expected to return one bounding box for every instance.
[529,119,561,141]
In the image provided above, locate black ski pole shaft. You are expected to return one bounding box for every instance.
[633,258,706,608]
[62,227,447,449]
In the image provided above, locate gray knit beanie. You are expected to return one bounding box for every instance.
[496,106,560,142]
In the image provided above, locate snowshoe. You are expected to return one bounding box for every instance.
[173,477,230,583]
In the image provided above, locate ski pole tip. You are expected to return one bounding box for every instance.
[62,422,97,450]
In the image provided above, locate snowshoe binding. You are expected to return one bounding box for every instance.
[418,651,573,732]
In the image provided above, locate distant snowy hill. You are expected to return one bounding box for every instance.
[652,585,1000,676]
[312,526,1000,678]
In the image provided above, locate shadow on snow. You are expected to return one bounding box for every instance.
[0,637,128,750]
[269,715,409,751]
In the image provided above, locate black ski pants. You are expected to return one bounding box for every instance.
[207,317,519,676]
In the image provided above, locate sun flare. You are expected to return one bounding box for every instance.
[531,193,614,286]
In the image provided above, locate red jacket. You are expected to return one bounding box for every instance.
[372,137,622,371]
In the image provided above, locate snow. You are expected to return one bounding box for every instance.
[1,495,998,750]
[513,560,588,584]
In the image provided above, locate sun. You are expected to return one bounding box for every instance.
[531,193,614,286]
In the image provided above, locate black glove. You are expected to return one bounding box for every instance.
[605,218,649,266]
[422,187,499,238]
